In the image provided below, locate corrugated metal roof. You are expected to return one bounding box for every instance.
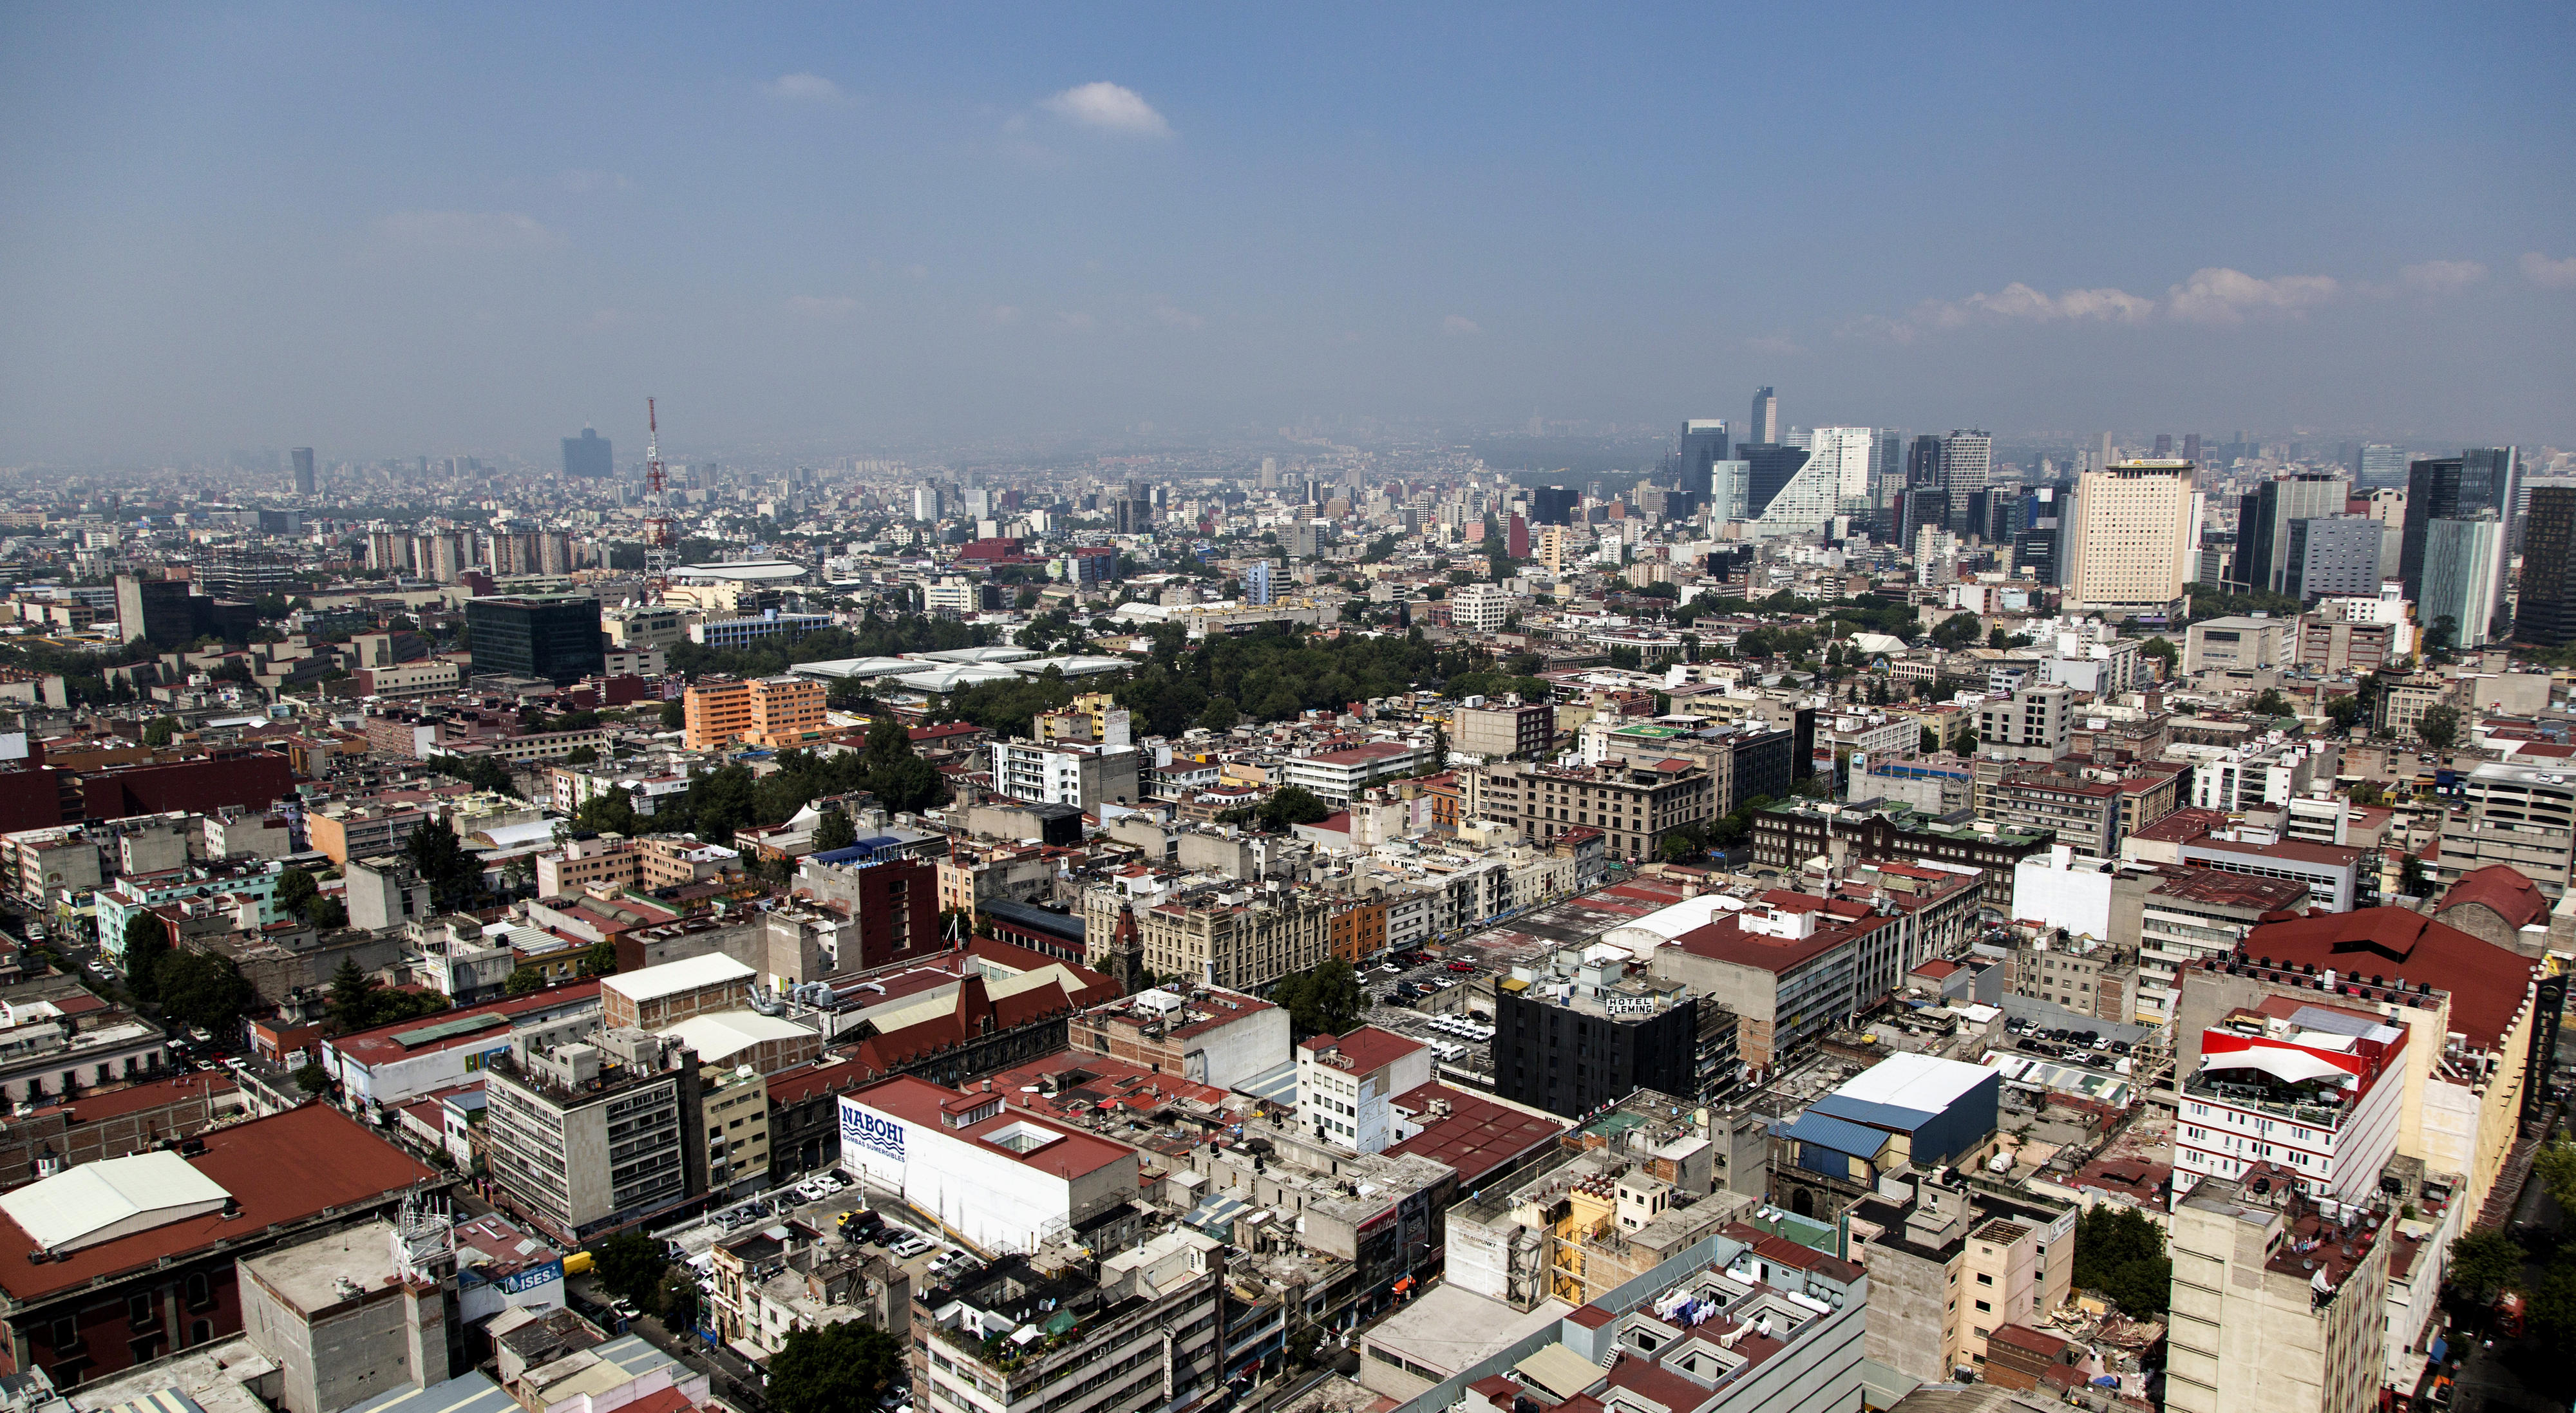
[1779,1110,1891,1160]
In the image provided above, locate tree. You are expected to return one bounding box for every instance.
[2070,1206,2170,1319]
[659,699,685,730]
[275,866,319,918]
[1258,785,1332,832]
[123,913,169,1001]
[562,746,598,767]
[2249,688,2294,718]
[580,940,619,976]
[505,967,547,996]
[154,953,255,1039]
[815,809,857,853]
[767,1321,907,1413]
[2324,692,2367,729]
[142,716,177,748]
[405,817,481,912]
[293,1062,331,1095]
[1199,697,1241,734]
[654,1267,699,1331]
[1930,612,1981,649]
[2533,1139,2576,1213]
[1270,958,1366,1039]
[2417,704,2461,751]
[328,956,380,1032]
[590,1232,670,1307]
[1919,726,1939,756]
[2448,1229,2522,1302]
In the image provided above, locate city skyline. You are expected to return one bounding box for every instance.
[3,4,2572,463]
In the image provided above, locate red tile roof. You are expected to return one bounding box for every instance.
[2239,907,2538,1050]
[2435,864,2551,931]
[0,1104,435,1300]
[2130,808,2228,845]
[1383,1083,1566,1185]
[57,1071,239,1123]
[1301,1026,1426,1076]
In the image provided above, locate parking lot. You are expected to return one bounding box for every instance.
[662,1168,987,1313]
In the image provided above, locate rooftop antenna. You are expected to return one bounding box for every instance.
[644,397,674,603]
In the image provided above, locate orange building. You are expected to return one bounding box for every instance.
[685,676,828,751]
[1329,898,1388,963]
[1423,772,1464,832]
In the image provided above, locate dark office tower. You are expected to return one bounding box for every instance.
[290,447,316,496]
[2400,449,2519,599]
[1738,444,1811,520]
[1940,430,1993,536]
[562,426,612,480]
[1530,486,1580,526]
[2282,517,2385,602]
[2515,487,2576,647]
[2353,442,2407,487]
[466,595,605,685]
[1508,513,1529,558]
[1678,420,1730,498]
[2152,433,2174,459]
[2183,433,2202,464]
[114,574,197,647]
[1898,434,1946,548]
[2236,473,2350,595]
[1747,386,1778,446]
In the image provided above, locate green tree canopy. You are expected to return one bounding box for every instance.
[768,1321,906,1413]
[404,817,481,912]
[1258,785,1333,832]
[123,913,170,1002]
[2417,704,2461,751]
[2070,1206,2171,1319]
[589,1232,669,1306]
[155,953,255,1039]
[2448,1229,2521,1302]
[815,809,857,853]
[1269,958,1365,1039]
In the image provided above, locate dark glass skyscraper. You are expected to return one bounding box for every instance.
[467,596,605,685]
[561,426,613,479]
[1529,486,1579,526]
[1747,386,1777,445]
[2400,448,2520,600]
[290,446,316,496]
[2516,486,2576,647]
[1677,419,1729,498]
[1739,444,1810,521]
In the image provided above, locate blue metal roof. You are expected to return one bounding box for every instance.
[1780,1110,1891,1160]
[1811,1093,1939,1133]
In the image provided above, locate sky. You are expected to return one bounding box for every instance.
[3,2,2573,464]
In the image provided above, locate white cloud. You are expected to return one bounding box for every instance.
[1866,265,2347,341]
[1442,314,1482,337]
[1041,82,1171,137]
[2523,251,2576,290]
[559,169,631,194]
[1054,310,1095,330]
[2399,260,2486,294]
[982,305,1022,326]
[904,263,930,281]
[2162,267,2339,324]
[784,295,860,321]
[766,72,849,104]
[377,211,565,252]
[1153,303,1204,330]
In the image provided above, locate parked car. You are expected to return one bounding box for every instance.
[1446,961,1474,972]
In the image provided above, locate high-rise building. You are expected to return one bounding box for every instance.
[1940,430,1993,537]
[2061,459,2201,617]
[1529,485,1579,526]
[2400,448,2520,599]
[290,446,316,496]
[560,427,611,480]
[2515,486,2576,647]
[2166,1176,2391,1413]
[2233,472,2351,594]
[1244,559,1274,605]
[2353,441,2407,487]
[1871,429,1907,534]
[2182,431,2202,463]
[465,595,605,685]
[2282,517,2385,602]
[1506,512,1528,558]
[1804,426,1877,508]
[2420,514,2506,649]
[911,485,942,522]
[2153,433,2174,458]
[1677,419,1729,498]
[1739,443,1814,523]
[1746,386,1777,445]
[114,573,198,647]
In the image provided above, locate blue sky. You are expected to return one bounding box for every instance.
[3,2,2571,461]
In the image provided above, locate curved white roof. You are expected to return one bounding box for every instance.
[605,953,755,1004]
[2201,1047,2353,1087]
[658,1010,819,1065]
[788,657,917,680]
[894,663,1024,692]
[0,1150,232,1253]
[670,560,810,583]
[1020,656,1130,678]
[914,646,1039,664]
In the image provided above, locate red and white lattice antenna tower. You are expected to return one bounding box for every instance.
[643,397,674,603]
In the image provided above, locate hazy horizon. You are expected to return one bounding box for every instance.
[5,3,2571,466]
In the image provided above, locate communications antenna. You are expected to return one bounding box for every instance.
[643,397,674,602]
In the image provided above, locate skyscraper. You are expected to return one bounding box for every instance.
[2062,460,2201,616]
[290,446,316,496]
[2420,516,2505,650]
[560,427,611,480]
[1871,430,1907,533]
[1899,434,1945,551]
[2515,486,2576,648]
[1739,444,1812,522]
[2400,448,2521,600]
[1244,560,1275,606]
[1939,430,1992,538]
[1747,387,1777,446]
[1803,426,1877,508]
[1677,419,1729,499]
[2182,433,2202,464]
[2153,433,2174,459]
[2232,472,2350,595]
[2353,442,2407,487]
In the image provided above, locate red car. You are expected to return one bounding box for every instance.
[1446,961,1475,972]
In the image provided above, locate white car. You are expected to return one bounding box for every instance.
[890,1235,934,1258]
